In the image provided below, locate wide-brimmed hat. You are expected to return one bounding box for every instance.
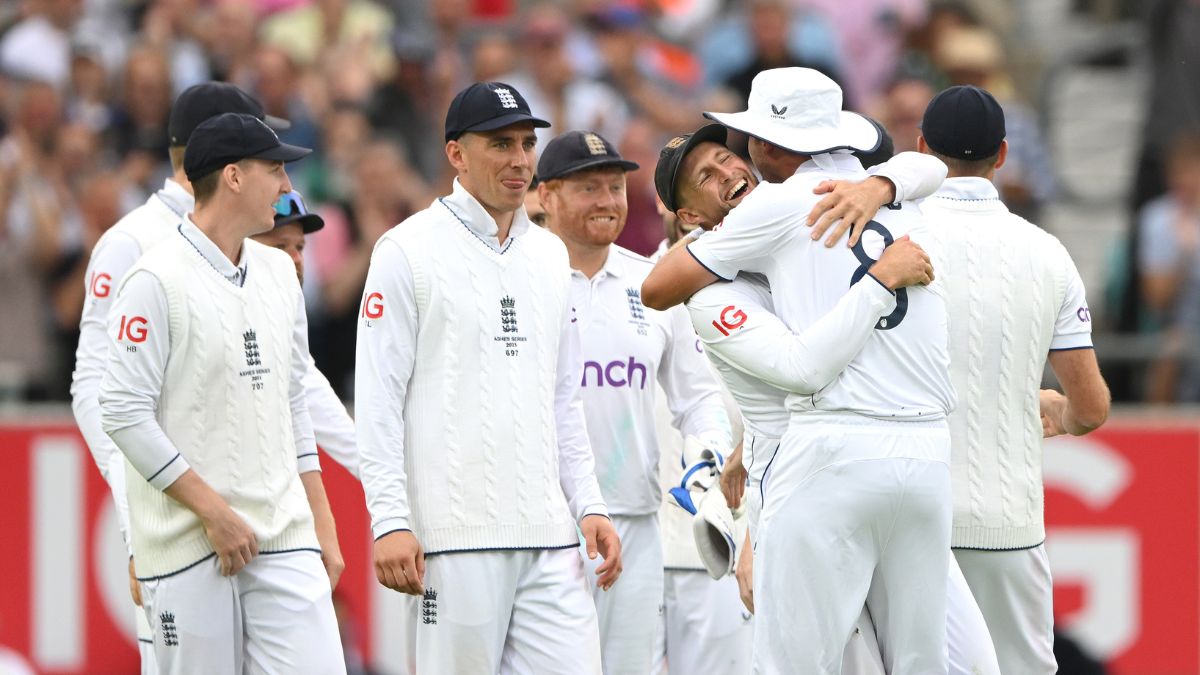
[704,68,880,155]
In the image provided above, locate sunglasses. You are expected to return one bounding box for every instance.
[273,190,311,219]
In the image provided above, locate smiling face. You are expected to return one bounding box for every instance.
[540,166,628,248]
[675,141,758,230]
[448,122,538,223]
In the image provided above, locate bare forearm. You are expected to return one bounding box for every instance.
[163,469,229,522]
[301,471,338,538]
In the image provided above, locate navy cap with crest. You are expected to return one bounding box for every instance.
[920,85,1006,160]
[444,82,550,142]
[184,112,311,182]
[168,81,290,147]
[537,131,639,182]
[654,124,728,213]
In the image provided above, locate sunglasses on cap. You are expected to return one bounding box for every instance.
[274,190,311,218]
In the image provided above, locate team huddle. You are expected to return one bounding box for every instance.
[73,66,1110,675]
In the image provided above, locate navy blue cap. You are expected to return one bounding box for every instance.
[920,85,1006,160]
[654,124,728,213]
[184,113,311,182]
[168,82,289,147]
[444,82,550,142]
[537,131,639,182]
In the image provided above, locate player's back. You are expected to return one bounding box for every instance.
[688,155,955,421]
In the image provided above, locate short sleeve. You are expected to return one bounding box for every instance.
[1050,249,1094,350]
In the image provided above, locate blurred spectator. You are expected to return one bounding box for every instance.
[137,0,212,95]
[505,3,629,144]
[471,29,517,83]
[0,0,82,90]
[936,25,1056,220]
[796,0,929,110]
[309,140,430,397]
[107,46,173,194]
[588,5,717,136]
[201,0,260,85]
[260,0,394,80]
[0,81,78,399]
[614,116,665,257]
[698,0,841,90]
[1137,135,1200,402]
[723,0,843,107]
[251,45,320,151]
[1134,0,1200,212]
[367,31,444,183]
[873,76,935,153]
[65,46,111,132]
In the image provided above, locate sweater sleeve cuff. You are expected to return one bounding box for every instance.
[297,453,322,474]
[147,453,190,491]
[865,272,896,296]
[372,517,411,541]
[580,503,610,521]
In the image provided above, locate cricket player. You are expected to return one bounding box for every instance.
[356,82,621,674]
[70,82,357,671]
[535,130,731,674]
[656,122,1001,675]
[642,68,957,674]
[99,113,344,672]
[916,85,1111,674]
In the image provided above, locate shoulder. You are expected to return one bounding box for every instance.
[612,245,654,276]
[379,201,446,248]
[729,180,810,224]
[522,223,570,261]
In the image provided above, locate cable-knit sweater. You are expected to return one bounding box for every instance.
[922,177,1093,549]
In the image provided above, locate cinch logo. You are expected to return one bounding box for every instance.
[582,358,648,389]
[117,315,148,343]
[362,292,384,319]
[1077,306,1092,323]
[711,305,747,336]
[89,272,111,298]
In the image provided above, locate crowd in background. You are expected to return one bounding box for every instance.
[0,0,1193,404]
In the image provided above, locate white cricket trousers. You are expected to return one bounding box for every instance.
[138,550,345,675]
[135,606,157,674]
[654,569,752,675]
[755,419,953,675]
[954,545,1057,675]
[582,514,663,675]
[394,546,602,674]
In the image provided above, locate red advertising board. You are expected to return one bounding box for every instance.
[0,418,1196,673]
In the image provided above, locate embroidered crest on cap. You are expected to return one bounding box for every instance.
[584,133,607,155]
[494,87,518,109]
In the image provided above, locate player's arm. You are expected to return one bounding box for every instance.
[640,243,719,310]
[355,239,425,594]
[288,286,344,589]
[72,233,141,484]
[1044,252,1110,435]
[99,271,257,577]
[555,309,622,590]
[806,151,948,247]
[302,351,359,479]
[657,304,732,454]
[70,234,142,552]
[689,240,928,394]
[643,190,787,310]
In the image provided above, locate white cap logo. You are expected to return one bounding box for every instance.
[494,87,518,109]
[584,133,607,155]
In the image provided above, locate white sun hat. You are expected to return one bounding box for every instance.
[704,67,880,155]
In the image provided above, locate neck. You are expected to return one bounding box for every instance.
[191,202,247,266]
[563,237,609,278]
[171,168,194,195]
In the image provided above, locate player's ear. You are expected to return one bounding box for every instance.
[445,139,467,173]
[916,135,929,155]
[993,140,1008,171]
[675,207,703,229]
